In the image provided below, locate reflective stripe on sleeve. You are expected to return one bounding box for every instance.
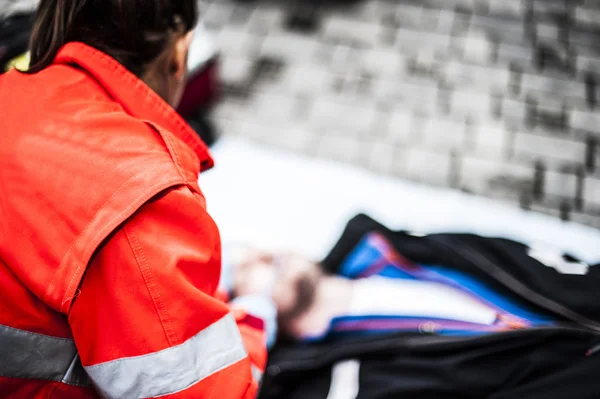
[251,364,264,383]
[0,324,90,386]
[85,313,248,399]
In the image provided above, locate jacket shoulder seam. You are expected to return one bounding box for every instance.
[123,222,179,347]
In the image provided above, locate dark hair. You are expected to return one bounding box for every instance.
[277,275,318,336]
[28,0,198,76]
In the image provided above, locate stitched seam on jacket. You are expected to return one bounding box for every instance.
[145,121,188,185]
[124,224,178,347]
[54,43,212,169]
[59,177,184,313]
[46,172,144,304]
[65,43,208,161]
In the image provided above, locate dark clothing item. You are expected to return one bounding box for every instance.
[262,330,600,399]
[323,214,600,330]
[259,214,600,399]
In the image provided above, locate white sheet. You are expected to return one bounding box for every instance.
[348,276,498,326]
[200,137,600,264]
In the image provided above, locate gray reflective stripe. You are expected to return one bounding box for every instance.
[251,364,263,383]
[63,354,92,387]
[85,314,248,399]
[0,324,90,386]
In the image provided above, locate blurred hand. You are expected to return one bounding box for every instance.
[231,247,278,297]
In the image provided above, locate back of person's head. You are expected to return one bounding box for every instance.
[28,0,198,77]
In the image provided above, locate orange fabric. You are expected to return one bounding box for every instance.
[0,42,266,398]
[70,186,230,361]
[232,309,269,371]
[157,359,258,399]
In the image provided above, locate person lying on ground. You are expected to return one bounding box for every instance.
[222,214,600,399]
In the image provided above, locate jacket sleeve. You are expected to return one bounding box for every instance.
[68,186,266,399]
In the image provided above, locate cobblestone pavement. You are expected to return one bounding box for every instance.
[205,0,600,228]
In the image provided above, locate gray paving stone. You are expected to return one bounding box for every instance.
[440,61,511,92]
[571,110,600,134]
[391,3,425,29]
[545,171,578,198]
[421,118,467,151]
[575,54,600,74]
[584,177,600,207]
[247,6,286,34]
[470,15,526,46]
[316,135,362,163]
[570,212,600,229]
[202,1,236,31]
[238,120,276,142]
[282,65,333,97]
[212,117,241,138]
[260,33,319,64]
[424,0,489,12]
[370,78,400,105]
[534,21,561,43]
[520,73,585,102]
[251,93,301,127]
[352,0,390,22]
[472,122,510,158]
[213,98,250,124]
[411,49,446,77]
[530,0,570,17]
[502,96,528,124]
[449,89,493,119]
[569,29,600,54]
[406,148,452,186]
[513,132,587,164]
[322,15,384,48]
[373,78,440,115]
[209,0,600,228]
[574,6,600,28]
[308,98,379,136]
[219,56,255,87]
[395,28,452,57]
[459,156,532,194]
[273,125,317,153]
[361,48,407,79]
[436,8,460,34]
[329,45,364,75]
[525,98,570,132]
[215,27,261,58]
[529,203,561,219]
[578,0,600,10]
[488,0,524,17]
[453,31,495,64]
[496,42,533,68]
[368,140,402,175]
[385,110,418,144]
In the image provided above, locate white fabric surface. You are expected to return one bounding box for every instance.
[326,360,360,399]
[200,137,600,264]
[348,276,498,326]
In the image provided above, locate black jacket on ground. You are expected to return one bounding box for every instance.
[259,214,600,399]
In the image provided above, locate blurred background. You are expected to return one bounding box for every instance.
[2,0,600,229]
[201,0,600,229]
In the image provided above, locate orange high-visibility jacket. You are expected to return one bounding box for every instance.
[0,42,266,399]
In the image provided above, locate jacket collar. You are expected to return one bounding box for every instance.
[53,42,214,171]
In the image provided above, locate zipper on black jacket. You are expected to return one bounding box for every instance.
[432,236,600,333]
[269,237,600,378]
[269,325,592,376]
[587,343,600,356]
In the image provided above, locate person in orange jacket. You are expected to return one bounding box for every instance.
[0,1,269,398]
